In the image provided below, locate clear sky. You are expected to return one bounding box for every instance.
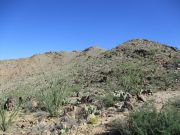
[0,0,180,60]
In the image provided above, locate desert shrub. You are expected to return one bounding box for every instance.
[37,78,70,117]
[9,87,35,98]
[106,59,179,95]
[150,70,180,90]
[173,58,180,63]
[102,94,115,107]
[106,62,145,94]
[108,101,180,135]
[101,91,130,107]
[0,98,21,131]
[168,97,180,109]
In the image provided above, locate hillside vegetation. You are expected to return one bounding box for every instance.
[0,39,179,134]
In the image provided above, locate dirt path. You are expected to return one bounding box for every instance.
[75,90,180,135]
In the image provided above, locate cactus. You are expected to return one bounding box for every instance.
[113,91,129,101]
[84,105,97,115]
[87,114,97,124]
[84,105,98,124]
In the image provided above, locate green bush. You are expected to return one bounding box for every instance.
[37,79,69,117]
[101,91,130,107]
[109,101,180,135]
[150,70,180,90]
[102,94,115,107]
[107,62,145,94]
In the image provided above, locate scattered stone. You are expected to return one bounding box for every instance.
[21,131,26,134]
[44,130,51,135]
[94,101,104,110]
[107,114,114,117]
[101,112,107,117]
[4,97,14,111]
[163,61,179,70]
[124,101,134,110]
[137,94,146,102]
[33,111,48,118]
[64,105,75,115]
[78,119,87,126]
[123,108,129,116]
[59,122,73,129]
[114,102,123,109]
[59,116,78,129]
[133,49,150,57]
[125,93,133,101]
[81,95,94,103]
[107,107,117,112]
[26,98,38,111]
[36,121,49,131]
[141,89,153,95]
[21,124,25,129]
[117,107,123,112]
[29,120,34,125]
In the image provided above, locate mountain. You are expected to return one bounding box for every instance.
[0,39,179,93]
[0,39,180,135]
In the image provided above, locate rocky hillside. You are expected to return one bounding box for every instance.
[0,39,179,93]
[0,39,180,135]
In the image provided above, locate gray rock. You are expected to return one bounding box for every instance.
[124,101,134,110]
[114,102,123,108]
[137,94,146,102]
[107,107,117,112]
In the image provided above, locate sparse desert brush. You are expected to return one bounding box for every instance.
[150,70,180,90]
[106,61,145,94]
[37,78,71,117]
[101,89,133,107]
[102,94,115,107]
[108,100,180,135]
[0,97,21,132]
[166,97,180,109]
[105,58,179,96]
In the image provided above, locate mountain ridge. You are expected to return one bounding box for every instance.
[1,39,179,62]
[0,39,179,93]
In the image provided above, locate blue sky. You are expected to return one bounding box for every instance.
[0,0,180,60]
